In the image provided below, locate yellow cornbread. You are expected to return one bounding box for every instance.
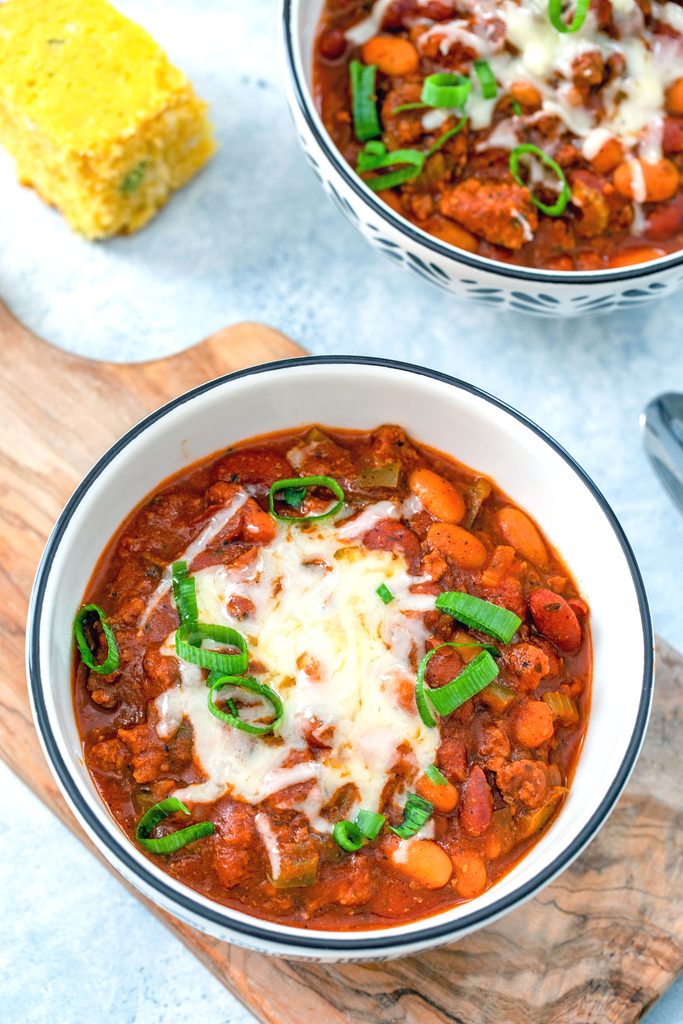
[0,0,215,238]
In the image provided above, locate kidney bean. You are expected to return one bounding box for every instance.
[529,588,582,652]
[459,765,492,837]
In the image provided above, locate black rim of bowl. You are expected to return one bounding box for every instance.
[28,356,654,953]
[281,0,683,287]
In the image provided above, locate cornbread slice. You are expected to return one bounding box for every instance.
[0,0,215,238]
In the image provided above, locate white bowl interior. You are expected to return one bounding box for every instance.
[35,361,649,946]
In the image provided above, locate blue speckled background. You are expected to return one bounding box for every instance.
[1,1,681,1020]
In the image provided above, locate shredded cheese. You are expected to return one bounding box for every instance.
[154,503,438,833]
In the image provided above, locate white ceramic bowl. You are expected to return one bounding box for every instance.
[27,357,653,960]
[282,0,683,317]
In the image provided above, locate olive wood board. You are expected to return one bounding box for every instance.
[0,301,681,1024]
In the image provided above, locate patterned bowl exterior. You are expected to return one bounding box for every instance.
[282,0,683,317]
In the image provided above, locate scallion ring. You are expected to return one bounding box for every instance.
[427,116,467,157]
[427,650,500,717]
[421,72,471,110]
[509,143,571,217]
[357,141,426,190]
[548,0,589,33]
[269,475,345,523]
[355,809,386,840]
[424,763,448,787]
[474,60,497,99]
[390,793,433,840]
[333,819,364,852]
[135,798,214,855]
[350,59,381,142]
[171,561,198,627]
[376,582,395,605]
[391,101,428,114]
[176,623,248,675]
[416,640,501,727]
[73,604,120,675]
[435,591,522,644]
[208,674,284,735]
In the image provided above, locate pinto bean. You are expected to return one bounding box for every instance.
[529,588,581,652]
[459,765,492,837]
[427,522,488,569]
[416,773,460,812]
[607,247,666,267]
[666,77,683,116]
[511,699,555,749]
[451,850,488,898]
[495,507,548,567]
[613,158,679,202]
[391,839,453,889]
[509,80,542,110]
[409,468,466,523]
[590,137,624,174]
[361,35,419,76]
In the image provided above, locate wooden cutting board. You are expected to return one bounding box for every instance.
[1,302,681,1024]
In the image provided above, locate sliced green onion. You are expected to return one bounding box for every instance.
[73,604,119,675]
[509,143,571,217]
[350,59,381,142]
[376,582,395,605]
[333,819,364,852]
[421,72,471,109]
[415,640,501,728]
[427,650,499,716]
[171,561,198,627]
[357,141,425,190]
[474,60,497,99]
[269,475,345,523]
[424,763,448,786]
[511,99,523,116]
[548,0,589,34]
[391,101,428,114]
[208,674,283,735]
[427,115,467,157]
[390,793,433,839]
[176,623,248,675]
[135,798,214,855]
[435,592,522,644]
[278,486,306,509]
[355,809,386,840]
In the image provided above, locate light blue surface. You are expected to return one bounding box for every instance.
[0,1,681,1021]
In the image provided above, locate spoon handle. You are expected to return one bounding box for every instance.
[641,392,683,516]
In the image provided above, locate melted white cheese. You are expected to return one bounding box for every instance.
[351,0,682,163]
[154,503,438,833]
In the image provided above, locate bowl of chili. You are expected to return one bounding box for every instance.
[282,0,683,316]
[27,356,653,959]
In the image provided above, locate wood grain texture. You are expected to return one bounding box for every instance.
[0,301,681,1024]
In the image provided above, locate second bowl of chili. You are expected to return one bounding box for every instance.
[283,0,683,316]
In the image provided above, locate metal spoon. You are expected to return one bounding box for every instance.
[641,392,683,515]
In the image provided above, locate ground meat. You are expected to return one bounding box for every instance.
[362,520,422,574]
[503,643,551,692]
[142,648,179,699]
[305,854,376,914]
[439,179,538,249]
[497,759,548,809]
[88,737,128,774]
